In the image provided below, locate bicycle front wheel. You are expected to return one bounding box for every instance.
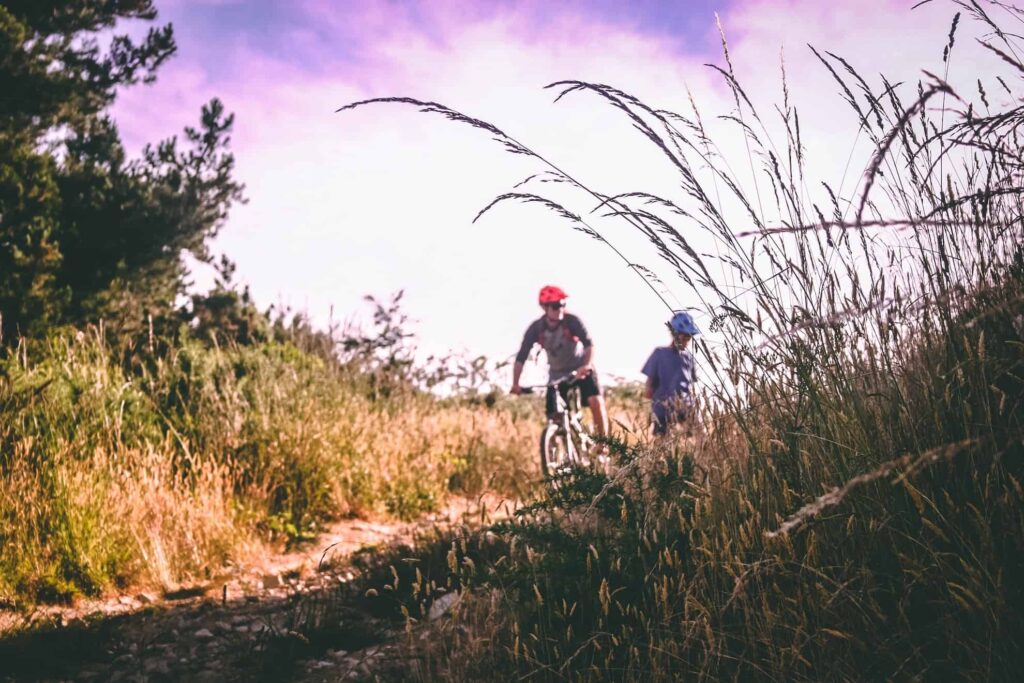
[539,423,573,479]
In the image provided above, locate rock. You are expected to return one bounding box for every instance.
[136,592,156,604]
[428,591,460,621]
[118,595,135,606]
[215,621,231,633]
[193,628,214,640]
[77,666,103,681]
[328,649,349,661]
[144,659,171,675]
[261,574,283,589]
[164,584,207,600]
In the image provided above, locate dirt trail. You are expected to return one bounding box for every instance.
[0,495,510,682]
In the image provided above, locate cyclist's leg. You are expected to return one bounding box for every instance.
[667,408,687,434]
[557,380,573,409]
[588,396,608,439]
[579,374,608,439]
[545,385,558,418]
[664,394,693,436]
[652,405,669,437]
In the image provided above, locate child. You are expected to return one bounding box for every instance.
[642,311,699,436]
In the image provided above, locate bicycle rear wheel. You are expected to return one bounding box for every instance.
[539,423,573,479]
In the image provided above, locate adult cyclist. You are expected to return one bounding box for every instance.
[510,285,609,441]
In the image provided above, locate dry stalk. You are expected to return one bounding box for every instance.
[765,437,980,539]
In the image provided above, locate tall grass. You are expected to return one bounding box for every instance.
[0,322,537,606]
[338,3,1024,680]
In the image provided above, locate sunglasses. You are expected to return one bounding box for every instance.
[544,302,566,310]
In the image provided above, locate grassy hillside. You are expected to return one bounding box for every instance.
[326,5,1024,681]
[395,266,1023,681]
[0,327,537,605]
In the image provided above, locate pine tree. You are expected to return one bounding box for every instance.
[0,1,244,340]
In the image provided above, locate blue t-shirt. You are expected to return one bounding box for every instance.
[641,346,696,418]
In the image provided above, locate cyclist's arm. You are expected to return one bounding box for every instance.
[568,315,595,376]
[578,344,595,376]
[511,360,525,393]
[641,350,659,399]
[511,322,539,393]
[566,314,593,348]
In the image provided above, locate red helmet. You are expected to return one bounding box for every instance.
[538,285,568,304]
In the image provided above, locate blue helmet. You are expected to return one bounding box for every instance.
[668,311,700,336]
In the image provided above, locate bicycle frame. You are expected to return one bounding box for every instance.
[522,374,593,476]
[550,381,589,459]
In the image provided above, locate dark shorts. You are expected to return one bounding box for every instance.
[653,409,688,435]
[545,373,602,417]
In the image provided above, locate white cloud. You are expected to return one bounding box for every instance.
[111,0,1015,383]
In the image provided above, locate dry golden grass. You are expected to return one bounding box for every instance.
[0,332,537,606]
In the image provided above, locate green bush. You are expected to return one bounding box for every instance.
[0,327,535,604]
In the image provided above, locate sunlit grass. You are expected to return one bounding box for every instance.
[0,328,537,605]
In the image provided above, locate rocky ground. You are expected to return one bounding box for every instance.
[0,498,503,682]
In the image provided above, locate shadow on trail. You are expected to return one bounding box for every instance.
[0,574,390,682]
[0,508,517,682]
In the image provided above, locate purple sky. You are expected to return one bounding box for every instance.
[118,0,735,153]
[159,0,728,75]
[109,0,994,383]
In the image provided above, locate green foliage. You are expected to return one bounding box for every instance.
[0,322,535,604]
[0,132,65,338]
[185,256,270,346]
[383,477,439,521]
[0,0,244,341]
[0,1,173,137]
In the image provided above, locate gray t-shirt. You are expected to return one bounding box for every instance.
[515,314,592,380]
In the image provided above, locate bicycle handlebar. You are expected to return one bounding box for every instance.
[518,372,580,395]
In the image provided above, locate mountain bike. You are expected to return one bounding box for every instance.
[520,373,595,479]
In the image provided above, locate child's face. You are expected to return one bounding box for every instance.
[672,332,692,349]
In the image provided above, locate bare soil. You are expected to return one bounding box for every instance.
[0,495,509,682]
